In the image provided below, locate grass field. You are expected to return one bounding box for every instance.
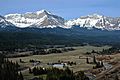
[9,45,110,79]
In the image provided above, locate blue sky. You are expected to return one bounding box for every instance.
[0,0,120,19]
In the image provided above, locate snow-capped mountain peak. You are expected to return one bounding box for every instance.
[5,10,64,28]
[65,13,120,30]
[3,11,120,31]
[87,13,103,18]
[36,10,52,15]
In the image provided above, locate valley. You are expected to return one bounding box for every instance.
[8,45,114,80]
[0,0,120,80]
[0,8,120,80]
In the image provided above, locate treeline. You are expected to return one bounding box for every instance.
[2,28,120,51]
[6,53,32,58]
[0,31,83,51]
[29,67,89,80]
[0,54,23,80]
[6,47,75,58]
[99,47,120,55]
[32,48,75,55]
[86,47,120,55]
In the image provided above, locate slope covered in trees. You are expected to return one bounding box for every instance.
[0,54,23,80]
[1,27,120,50]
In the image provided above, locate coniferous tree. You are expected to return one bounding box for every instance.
[101,61,104,67]
[86,57,89,64]
[29,67,32,73]
[19,72,24,80]
[93,56,97,64]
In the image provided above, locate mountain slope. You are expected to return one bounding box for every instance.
[0,15,14,28]
[0,15,18,31]
[4,10,120,31]
[65,14,120,30]
[5,10,64,28]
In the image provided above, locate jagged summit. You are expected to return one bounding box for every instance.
[5,9,64,28]
[36,10,52,15]
[65,13,120,30]
[1,11,120,31]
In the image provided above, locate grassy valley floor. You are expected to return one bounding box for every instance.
[9,45,110,79]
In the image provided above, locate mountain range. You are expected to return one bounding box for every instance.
[1,9,120,31]
[1,10,120,50]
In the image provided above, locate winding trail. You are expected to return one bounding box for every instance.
[86,62,113,80]
[96,62,120,80]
